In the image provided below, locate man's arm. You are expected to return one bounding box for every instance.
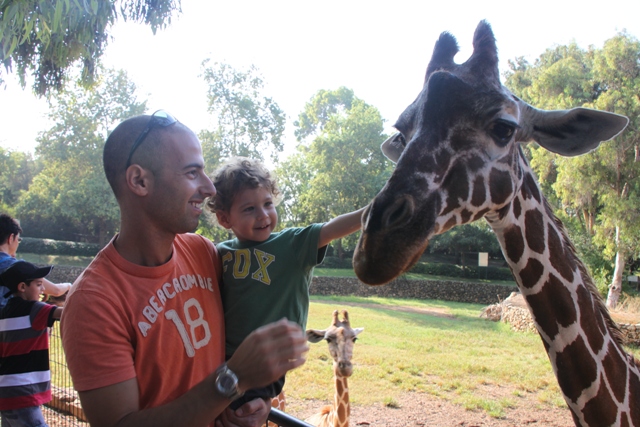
[77,319,307,427]
[318,207,367,248]
[43,278,71,296]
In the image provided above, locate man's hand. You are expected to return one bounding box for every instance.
[216,398,270,427]
[228,319,308,392]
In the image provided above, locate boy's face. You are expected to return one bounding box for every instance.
[217,186,278,242]
[22,278,44,302]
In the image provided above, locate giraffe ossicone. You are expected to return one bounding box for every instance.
[305,310,363,427]
[353,20,639,427]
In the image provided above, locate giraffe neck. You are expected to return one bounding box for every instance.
[485,167,640,427]
[328,374,349,427]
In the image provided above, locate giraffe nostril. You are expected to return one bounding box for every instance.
[383,195,415,229]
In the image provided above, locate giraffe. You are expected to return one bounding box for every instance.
[266,391,286,427]
[352,21,640,427]
[305,310,363,427]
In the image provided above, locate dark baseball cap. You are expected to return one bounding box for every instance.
[0,261,53,298]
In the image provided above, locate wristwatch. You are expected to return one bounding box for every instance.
[214,363,244,401]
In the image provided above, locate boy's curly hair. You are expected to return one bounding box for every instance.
[207,157,281,215]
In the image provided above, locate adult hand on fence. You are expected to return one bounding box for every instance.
[227,318,308,393]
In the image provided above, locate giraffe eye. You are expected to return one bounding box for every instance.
[325,338,333,343]
[352,337,358,343]
[488,119,517,146]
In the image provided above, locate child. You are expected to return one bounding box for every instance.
[0,261,62,427]
[207,157,365,409]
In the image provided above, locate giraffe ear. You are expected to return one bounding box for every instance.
[306,329,327,343]
[353,327,364,337]
[381,132,405,163]
[521,106,629,157]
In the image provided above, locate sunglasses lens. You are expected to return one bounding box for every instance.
[152,111,177,127]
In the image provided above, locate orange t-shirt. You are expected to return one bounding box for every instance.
[61,233,224,412]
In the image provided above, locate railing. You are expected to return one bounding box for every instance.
[268,408,314,427]
[46,321,88,426]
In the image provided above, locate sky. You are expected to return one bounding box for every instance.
[1,0,640,156]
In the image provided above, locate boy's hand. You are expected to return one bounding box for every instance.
[227,319,308,392]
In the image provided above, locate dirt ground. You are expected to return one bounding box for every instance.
[44,391,575,427]
[285,391,574,426]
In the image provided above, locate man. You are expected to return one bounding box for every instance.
[0,213,71,308]
[61,111,308,427]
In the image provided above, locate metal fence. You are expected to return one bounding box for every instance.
[46,321,88,426]
[44,325,311,427]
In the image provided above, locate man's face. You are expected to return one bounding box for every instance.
[144,130,216,236]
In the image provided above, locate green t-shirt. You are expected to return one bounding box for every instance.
[218,224,326,356]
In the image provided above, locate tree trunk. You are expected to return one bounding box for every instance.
[336,239,344,260]
[606,226,625,309]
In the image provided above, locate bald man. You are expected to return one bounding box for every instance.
[61,111,307,427]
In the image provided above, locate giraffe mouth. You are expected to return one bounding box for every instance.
[354,192,437,285]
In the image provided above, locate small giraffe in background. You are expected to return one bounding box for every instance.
[353,21,639,427]
[266,391,286,427]
[305,310,363,427]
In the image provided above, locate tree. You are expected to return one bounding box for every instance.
[0,0,180,96]
[280,88,391,258]
[505,33,640,308]
[0,147,35,214]
[16,67,146,244]
[195,61,286,242]
[198,61,285,168]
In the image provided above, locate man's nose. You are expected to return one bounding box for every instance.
[201,174,216,198]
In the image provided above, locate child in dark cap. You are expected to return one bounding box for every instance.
[0,261,63,426]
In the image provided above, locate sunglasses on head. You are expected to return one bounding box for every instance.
[125,110,178,168]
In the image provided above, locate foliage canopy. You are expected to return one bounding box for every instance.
[0,0,181,95]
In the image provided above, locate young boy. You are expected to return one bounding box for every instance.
[207,157,365,409]
[0,261,62,427]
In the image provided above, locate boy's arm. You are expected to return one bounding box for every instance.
[318,207,367,248]
[52,307,62,320]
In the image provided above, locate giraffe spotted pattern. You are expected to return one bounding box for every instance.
[354,20,639,427]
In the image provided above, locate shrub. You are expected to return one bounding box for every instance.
[319,256,354,269]
[408,261,513,281]
[19,237,102,257]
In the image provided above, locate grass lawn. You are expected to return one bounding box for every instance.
[287,295,640,418]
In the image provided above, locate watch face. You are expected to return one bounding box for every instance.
[219,374,235,390]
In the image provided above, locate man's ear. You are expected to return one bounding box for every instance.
[125,165,153,196]
[216,211,232,229]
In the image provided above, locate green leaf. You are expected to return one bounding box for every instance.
[53,0,63,33]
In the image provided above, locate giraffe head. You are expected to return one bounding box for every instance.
[353,20,628,285]
[307,310,364,377]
